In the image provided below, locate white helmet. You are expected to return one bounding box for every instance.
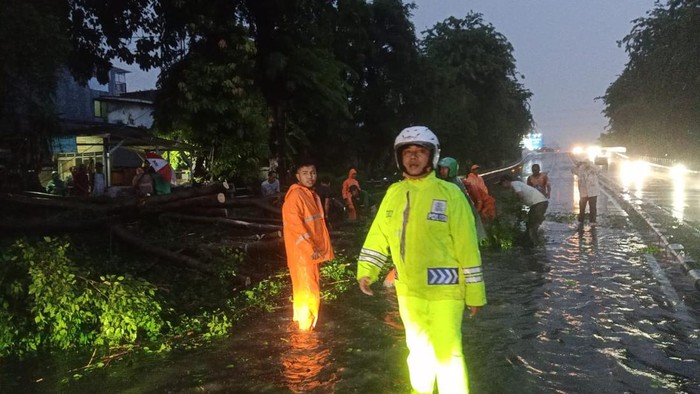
[394,126,441,171]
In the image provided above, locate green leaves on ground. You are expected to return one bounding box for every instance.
[0,237,163,356]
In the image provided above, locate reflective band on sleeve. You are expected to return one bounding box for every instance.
[463,267,484,284]
[359,248,388,269]
[304,214,322,223]
[295,233,311,245]
[427,268,459,285]
[361,248,388,262]
[464,276,483,284]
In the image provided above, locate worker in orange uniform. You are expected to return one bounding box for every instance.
[463,164,487,194]
[282,160,334,331]
[342,168,360,221]
[464,164,496,222]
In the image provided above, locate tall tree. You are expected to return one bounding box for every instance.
[243,0,350,179]
[419,14,532,167]
[330,0,422,175]
[153,1,270,183]
[602,0,700,161]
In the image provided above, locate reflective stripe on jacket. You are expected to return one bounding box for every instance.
[283,184,334,265]
[357,172,486,305]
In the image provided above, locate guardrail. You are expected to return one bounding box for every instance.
[598,171,700,291]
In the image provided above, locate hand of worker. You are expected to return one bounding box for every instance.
[359,276,374,296]
[311,251,320,260]
[468,305,481,318]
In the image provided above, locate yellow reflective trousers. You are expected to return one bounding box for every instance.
[399,296,468,394]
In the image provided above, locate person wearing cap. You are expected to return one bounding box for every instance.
[357,126,486,393]
[496,174,549,245]
[463,163,496,222]
[464,163,488,194]
[46,171,66,196]
[282,160,334,331]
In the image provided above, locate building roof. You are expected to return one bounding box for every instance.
[96,89,157,104]
[58,120,197,152]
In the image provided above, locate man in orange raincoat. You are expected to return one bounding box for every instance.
[464,164,496,222]
[341,168,360,221]
[282,160,334,331]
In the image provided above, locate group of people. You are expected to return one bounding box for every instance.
[281,126,486,393]
[495,157,599,245]
[280,124,600,393]
[264,166,373,227]
[45,162,106,197]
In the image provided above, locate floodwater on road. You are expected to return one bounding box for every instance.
[6,152,700,393]
[17,225,700,392]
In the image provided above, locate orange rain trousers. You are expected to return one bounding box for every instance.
[282,184,334,330]
[342,169,360,221]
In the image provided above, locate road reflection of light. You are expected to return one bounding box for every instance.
[619,160,651,198]
[573,176,580,214]
[670,165,687,222]
[586,146,601,162]
[281,329,335,392]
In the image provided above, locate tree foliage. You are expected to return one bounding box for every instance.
[325,0,422,176]
[419,14,533,167]
[1,0,533,186]
[152,2,270,183]
[0,0,162,187]
[602,0,700,161]
[243,0,352,178]
[0,237,163,356]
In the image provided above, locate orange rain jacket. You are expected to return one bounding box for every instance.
[282,183,334,329]
[465,182,496,222]
[342,169,360,220]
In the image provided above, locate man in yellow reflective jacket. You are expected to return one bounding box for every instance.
[357,126,486,393]
[283,160,334,331]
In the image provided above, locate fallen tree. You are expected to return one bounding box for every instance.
[110,224,216,275]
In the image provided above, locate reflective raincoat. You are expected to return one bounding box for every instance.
[357,172,486,393]
[342,168,360,220]
[357,172,485,303]
[283,183,334,330]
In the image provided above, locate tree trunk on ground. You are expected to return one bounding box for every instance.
[0,214,117,234]
[139,193,226,214]
[0,192,113,211]
[181,207,229,217]
[159,213,282,232]
[110,224,215,275]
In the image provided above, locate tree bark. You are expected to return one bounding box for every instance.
[110,224,215,275]
[139,193,226,214]
[0,192,113,211]
[159,213,282,232]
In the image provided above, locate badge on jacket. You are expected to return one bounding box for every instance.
[427,199,447,222]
